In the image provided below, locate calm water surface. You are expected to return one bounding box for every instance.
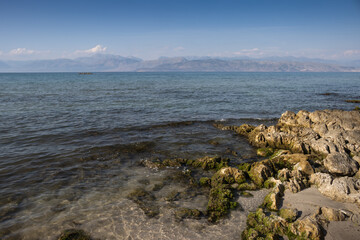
[0,72,359,239]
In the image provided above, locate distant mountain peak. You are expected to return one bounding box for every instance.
[0,54,359,72]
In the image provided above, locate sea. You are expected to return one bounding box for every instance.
[0,72,359,239]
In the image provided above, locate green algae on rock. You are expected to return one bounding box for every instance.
[238,162,252,173]
[199,177,211,187]
[279,208,298,222]
[211,167,246,187]
[191,156,229,170]
[248,161,273,187]
[242,207,323,240]
[261,183,285,211]
[207,185,238,222]
[257,147,275,157]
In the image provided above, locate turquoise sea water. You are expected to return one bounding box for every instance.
[0,72,359,239]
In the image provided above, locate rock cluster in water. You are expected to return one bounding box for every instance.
[58,109,360,239]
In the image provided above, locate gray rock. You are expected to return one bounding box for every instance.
[320,207,346,221]
[235,110,360,156]
[310,173,360,206]
[324,152,359,176]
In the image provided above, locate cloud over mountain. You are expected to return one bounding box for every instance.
[75,45,107,54]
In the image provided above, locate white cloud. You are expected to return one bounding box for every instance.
[343,50,360,56]
[173,46,185,52]
[233,48,264,57]
[9,48,35,55]
[75,45,107,54]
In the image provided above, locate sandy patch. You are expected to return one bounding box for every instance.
[282,187,360,240]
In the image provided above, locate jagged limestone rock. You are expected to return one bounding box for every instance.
[320,207,346,221]
[310,173,360,206]
[323,152,359,176]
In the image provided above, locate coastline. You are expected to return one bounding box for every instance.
[216,109,360,239]
[1,78,360,240]
[57,108,360,240]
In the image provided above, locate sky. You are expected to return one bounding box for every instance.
[0,0,359,61]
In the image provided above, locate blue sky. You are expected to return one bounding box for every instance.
[0,0,359,60]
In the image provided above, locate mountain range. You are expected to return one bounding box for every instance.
[0,54,359,72]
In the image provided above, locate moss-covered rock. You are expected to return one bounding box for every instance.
[238,162,252,173]
[237,182,258,191]
[248,161,273,187]
[140,159,164,169]
[262,192,280,211]
[279,208,298,222]
[192,156,229,170]
[245,208,288,238]
[243,208,323,240]
[240,191,254,197]
[233,124,256,136]
[207,185,238,222]
[58,229,92,240]
[241,227,259,240]
[211,167,246,187]
[261,184,285,211]
[263,179,276,189]
[257,147,275,157]
[174,207,202,220]
[288,215,323,240]
[162,158,182,168]
[199,177,211,187]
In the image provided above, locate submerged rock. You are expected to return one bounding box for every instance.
[174,208,202,220]
[127,188,160,218]
[58,229,92,240]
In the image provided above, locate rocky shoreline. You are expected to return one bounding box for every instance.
[217,109,360,239]
[58,109,360,240]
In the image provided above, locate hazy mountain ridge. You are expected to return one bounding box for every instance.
[136,59,358,72]
[0,54,359,72]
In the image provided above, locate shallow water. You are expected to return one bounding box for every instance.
[0,72,359,239]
